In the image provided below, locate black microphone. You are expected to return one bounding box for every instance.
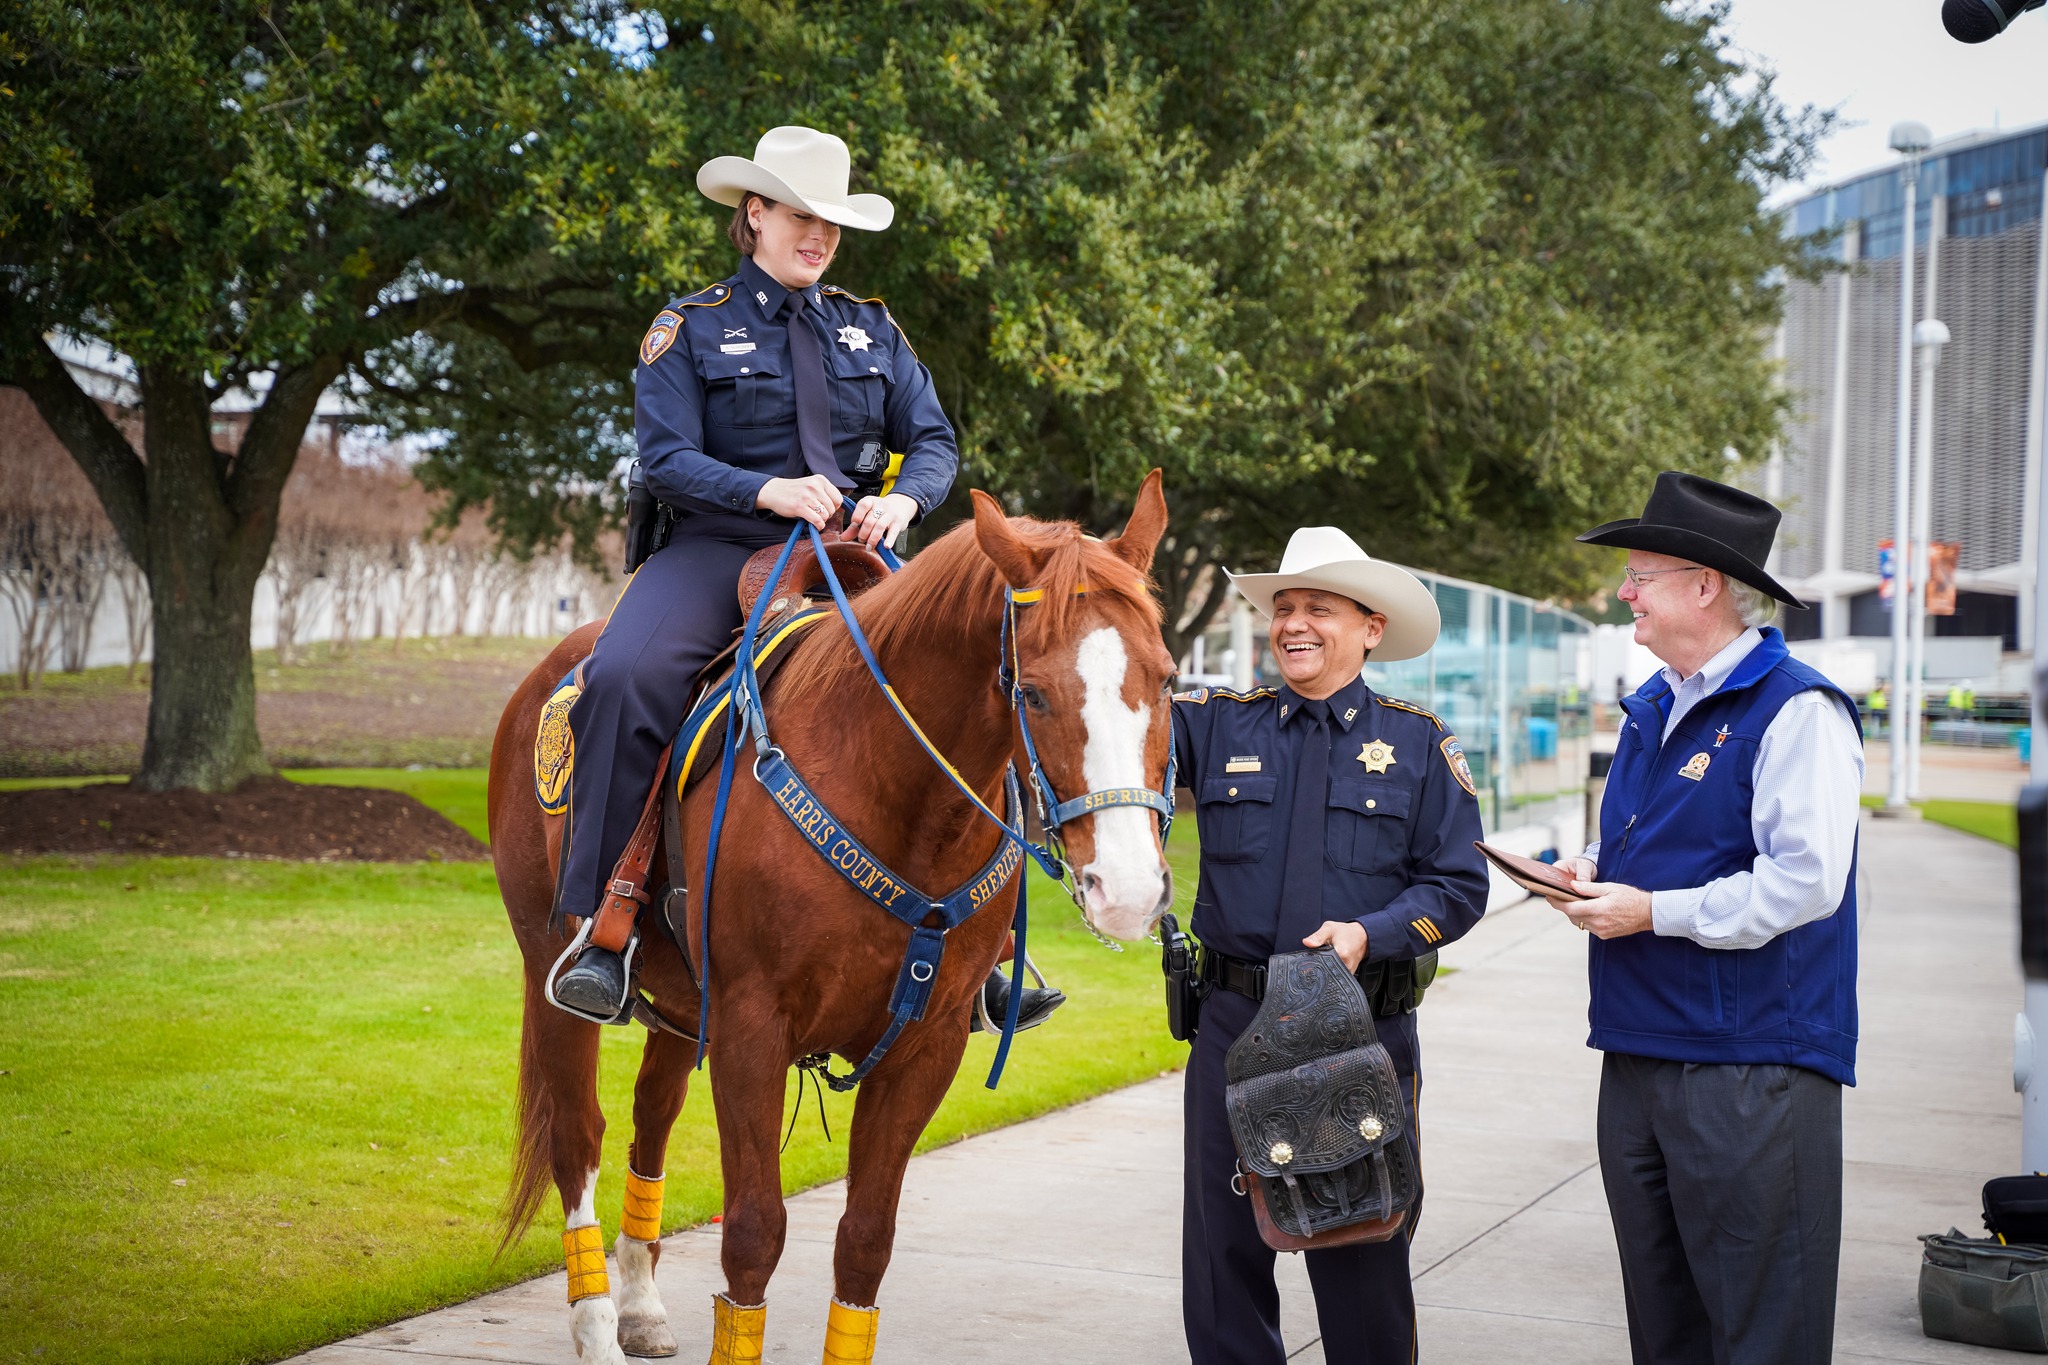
[1944,0,2046,41]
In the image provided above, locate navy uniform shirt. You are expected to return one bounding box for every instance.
[1171,673,1489,964]
[634,255,959,523]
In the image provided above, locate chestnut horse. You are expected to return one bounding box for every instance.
[486,473,1177,1364]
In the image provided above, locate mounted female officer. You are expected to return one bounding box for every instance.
[552,126,1059,1029]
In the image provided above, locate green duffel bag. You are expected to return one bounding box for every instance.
[1921,1229,2048,1351]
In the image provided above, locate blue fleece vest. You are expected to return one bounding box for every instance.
[1590,628,1861,1086]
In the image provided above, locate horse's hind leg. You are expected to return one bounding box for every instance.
[613,1028,695,1358]
[526,992,625,1365]
[825,1030,972,1363]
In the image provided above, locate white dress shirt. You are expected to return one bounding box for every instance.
[1582,628,1864,951]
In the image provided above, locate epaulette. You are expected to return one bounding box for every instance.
[822,284,886,306]
[1205,686,1275,704]
[1375,696,1445,730]
[672,281,733,309]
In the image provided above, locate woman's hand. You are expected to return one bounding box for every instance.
[756,474,844,529]
[849,492,919,551]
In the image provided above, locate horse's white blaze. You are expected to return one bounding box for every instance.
[1074,627,1168,938]
[612,1233,666,1323]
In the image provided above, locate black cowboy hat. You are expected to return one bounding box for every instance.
[1577,471,1807,609]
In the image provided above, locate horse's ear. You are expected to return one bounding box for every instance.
[971,488,1043,588]
[1108,468,1168,574]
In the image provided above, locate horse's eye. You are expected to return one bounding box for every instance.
[1018,683,1049,712]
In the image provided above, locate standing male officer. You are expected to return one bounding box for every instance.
[1173,527,1491,1365]
[1548,473,1863,1365]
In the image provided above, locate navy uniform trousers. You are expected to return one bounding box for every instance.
[1185,987,1422,1365]
[555,526,785,922]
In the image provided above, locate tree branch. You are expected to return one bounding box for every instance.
[228,356,345,574]
[1,336,151,562]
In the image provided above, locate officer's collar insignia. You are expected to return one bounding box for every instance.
[1679,751,1711,781]
[1225,755,1261,773]
[755,290,769,306]
[640,310,683,366]
[1357,739,1397,774]
[1713,724,1730,748]
[1439,736,1477,796]
[837,324,874,352]
[1280,704,1288,717]
[1343,707,1357,724]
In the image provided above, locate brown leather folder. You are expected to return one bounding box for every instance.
[1473,840,1592,901]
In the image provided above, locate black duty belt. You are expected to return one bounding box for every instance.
[1199,945,1429,1018]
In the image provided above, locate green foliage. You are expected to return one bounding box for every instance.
[0,834,1199,1362]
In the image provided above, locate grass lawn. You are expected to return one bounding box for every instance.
[0,824,1199,1364]
[1859,794,2018,849]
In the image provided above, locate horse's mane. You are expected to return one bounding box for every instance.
[779,514,1161,708]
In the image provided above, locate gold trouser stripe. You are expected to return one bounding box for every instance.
[822,1299,880,1364]
[708,1293,767,1365]
[621,1169,665,1243]
[563,1224,609,1303]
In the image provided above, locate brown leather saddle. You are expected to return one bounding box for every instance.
[737,531,890,620]
[1224,948,1418,1251]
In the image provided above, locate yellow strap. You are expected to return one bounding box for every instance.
[708,1292,767,1365]
[879,450,904,499]
[563,1223,609,1303]
[822,1299,880,1364]
[621,1169,665,1243]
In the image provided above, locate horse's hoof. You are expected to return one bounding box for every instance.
[617,1316,679,1358]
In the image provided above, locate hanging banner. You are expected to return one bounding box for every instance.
[1877,538,1896,603]
[1927,541,1961,616]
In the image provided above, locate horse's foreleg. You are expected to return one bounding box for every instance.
[825,1028,972,1363]
[612,1027,695,1359]
[706,1039,791,1358]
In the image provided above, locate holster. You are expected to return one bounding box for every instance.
[1161,912,1202,1042]
[1224,948,1418,1251]
[622,460,674,575]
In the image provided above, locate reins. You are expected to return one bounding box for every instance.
[686,504,1173,1092]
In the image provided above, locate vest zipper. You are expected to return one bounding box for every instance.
[1611,813,1638,865]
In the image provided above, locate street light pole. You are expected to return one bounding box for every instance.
[1909,319,1949,800]
[1882,121,1932,817]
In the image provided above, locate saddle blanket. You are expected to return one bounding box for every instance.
[533,607,831,816]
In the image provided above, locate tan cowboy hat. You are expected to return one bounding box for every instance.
[1227,527,1442,662]
[696,126,895,232]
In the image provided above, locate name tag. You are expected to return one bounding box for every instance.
[720,342,757,355]
[1225,756,1261,773]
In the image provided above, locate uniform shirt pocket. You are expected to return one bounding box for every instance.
[1327,778,1412,874]
[829,344,891,435]
[701,351,792,431]
[1198,774,1277,864]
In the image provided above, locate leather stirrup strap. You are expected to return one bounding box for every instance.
[590,741,674,953]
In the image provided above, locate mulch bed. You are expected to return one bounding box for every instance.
[0,777,488,861]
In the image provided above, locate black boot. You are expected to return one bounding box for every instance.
[554,945,628,1017]
[970,966,1065,1034]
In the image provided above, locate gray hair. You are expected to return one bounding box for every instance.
[1724,576,1779,629]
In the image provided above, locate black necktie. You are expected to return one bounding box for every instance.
[1277,698,1331,950]
[782,291,852,489]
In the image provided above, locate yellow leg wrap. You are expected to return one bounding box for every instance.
[821,1299,879,1365]
[707,1292,765,1365]
[621,1168,665,1242]
[563,1223,609,1303]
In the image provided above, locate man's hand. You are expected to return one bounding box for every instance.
[1554,855,1597,884]
[1545,880,1653,940]
[1302,920,1369,972]
[849,492,918,550]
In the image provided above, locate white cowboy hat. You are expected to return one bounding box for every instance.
[696,126,895,232]
[1227,527,1442,662]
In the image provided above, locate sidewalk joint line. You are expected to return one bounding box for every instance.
[1413,1158,1600,1281]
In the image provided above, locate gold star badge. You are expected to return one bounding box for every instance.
[1357,740,1397,774]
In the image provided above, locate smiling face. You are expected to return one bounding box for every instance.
[1617,550,1744,675]
[1269,589,1384,699]
[747,196,840,291]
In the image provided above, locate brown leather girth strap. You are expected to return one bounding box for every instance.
[589,740,675,953]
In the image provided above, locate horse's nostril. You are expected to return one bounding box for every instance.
[1080,871,1103,898]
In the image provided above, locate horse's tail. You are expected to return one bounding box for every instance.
[498,971,557,1257]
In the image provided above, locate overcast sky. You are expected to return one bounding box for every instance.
[1713,0,2048,196]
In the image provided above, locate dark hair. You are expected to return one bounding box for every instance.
[726,194,776,255]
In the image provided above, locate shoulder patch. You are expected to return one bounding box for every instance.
[1440,735,1477,796]
[1173,686,1211,705]
[640,309,683,366]
[1376,696,1445,730]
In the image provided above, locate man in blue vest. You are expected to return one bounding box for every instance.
[1548,473,1863,1365]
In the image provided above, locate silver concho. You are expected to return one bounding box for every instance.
[1358,1114,1384,1141]
[1270,1141,1295,1166]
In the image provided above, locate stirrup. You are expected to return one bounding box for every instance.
[544,917,642,1026]
[971,952,1063,1035]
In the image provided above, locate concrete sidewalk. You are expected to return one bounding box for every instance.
[295,813,2022,1363]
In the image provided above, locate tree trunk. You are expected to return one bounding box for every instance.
[4,340,338,791]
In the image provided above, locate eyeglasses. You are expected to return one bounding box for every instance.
[1621,566,1704,589]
